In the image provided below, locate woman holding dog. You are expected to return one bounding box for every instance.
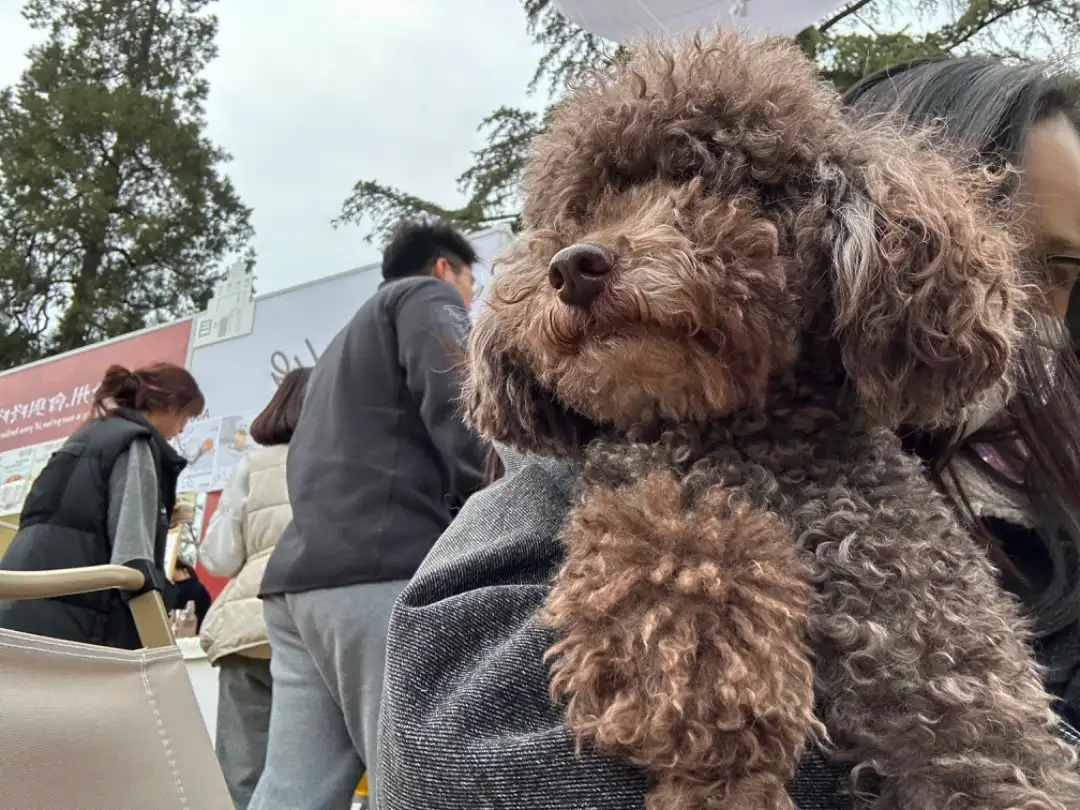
[844,57,1080,726]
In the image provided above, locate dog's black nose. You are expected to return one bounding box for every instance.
[547,243,614,308]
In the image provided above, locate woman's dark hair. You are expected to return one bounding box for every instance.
[91,363,205,419]
[844,56,1080,621]
[249,367,311,446]
[844,56,1079,176]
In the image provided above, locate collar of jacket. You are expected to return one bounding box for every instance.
[109,408,188,473]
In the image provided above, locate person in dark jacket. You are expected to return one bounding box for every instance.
[251,220,487,810]
[167,559,212,632]
[843,56,1080,727]
[0,362,203,650]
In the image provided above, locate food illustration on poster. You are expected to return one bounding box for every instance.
[175,411,260,493]
[176,417,221,493]
[0,438,67,515]
[27,439,64,490]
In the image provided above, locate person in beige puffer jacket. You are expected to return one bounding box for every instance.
[199,367,311,810]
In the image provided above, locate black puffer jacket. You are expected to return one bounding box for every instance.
[0,410,185,649]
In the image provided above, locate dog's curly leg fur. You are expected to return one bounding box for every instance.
[796,433,1080,810]
[542,459,820,810]
[648,770,801,810]
[539,409,1080,809]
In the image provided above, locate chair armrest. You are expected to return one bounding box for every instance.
[0,566,176,648]
[0,565,145,600]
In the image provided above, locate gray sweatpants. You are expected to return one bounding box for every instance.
[216,655,273,810]
[248,581,406,810]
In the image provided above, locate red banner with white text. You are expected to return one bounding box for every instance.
[0,321,192,454]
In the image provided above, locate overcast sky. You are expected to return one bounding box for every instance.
[0,0,549,294]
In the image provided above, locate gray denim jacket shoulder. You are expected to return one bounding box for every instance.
[377,447,1078,810]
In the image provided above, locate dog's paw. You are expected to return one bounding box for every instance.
[543,468,818,780]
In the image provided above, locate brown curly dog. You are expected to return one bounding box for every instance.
[462,28,1080,810]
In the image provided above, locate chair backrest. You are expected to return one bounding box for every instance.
[0,565,233,809]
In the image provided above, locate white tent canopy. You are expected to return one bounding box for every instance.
[553,0,844,43]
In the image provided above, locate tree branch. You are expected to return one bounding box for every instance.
[474,212,519,226]
[819,0,876,34]
[943,1,1037,51]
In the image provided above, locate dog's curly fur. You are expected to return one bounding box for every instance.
[463,29,1080,810]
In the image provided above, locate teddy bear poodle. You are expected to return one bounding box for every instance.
[460,27,1080,810]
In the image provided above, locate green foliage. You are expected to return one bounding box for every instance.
[798,0,1080,90]
[0,0,253,368]
[332,107,543,241]
[338,0,1080,243]
[521,0,623,94]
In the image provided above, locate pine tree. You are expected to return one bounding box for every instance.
[0,0,253,368]
[336,0,1080,242]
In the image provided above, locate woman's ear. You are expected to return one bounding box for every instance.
[823,125,1025,428]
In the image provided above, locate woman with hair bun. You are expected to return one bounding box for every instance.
[0,362,204,649]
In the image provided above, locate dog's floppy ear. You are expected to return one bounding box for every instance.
[821,125,1024,428]
[461,310,597,457]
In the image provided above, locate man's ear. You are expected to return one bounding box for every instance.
[429,256,452,282]
[818,125,1025,429]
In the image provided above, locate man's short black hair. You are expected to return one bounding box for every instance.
[381,219,479,281]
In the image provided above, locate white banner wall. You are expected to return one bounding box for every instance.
[187,267,380,420]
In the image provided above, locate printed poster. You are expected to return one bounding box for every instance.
[175,417,222,493]
[28,439,64,489]
[0,438,66,516]
[0,320,191,453]
[174,411,261,494]
[210,411,260,491]
[0,445,35,514]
